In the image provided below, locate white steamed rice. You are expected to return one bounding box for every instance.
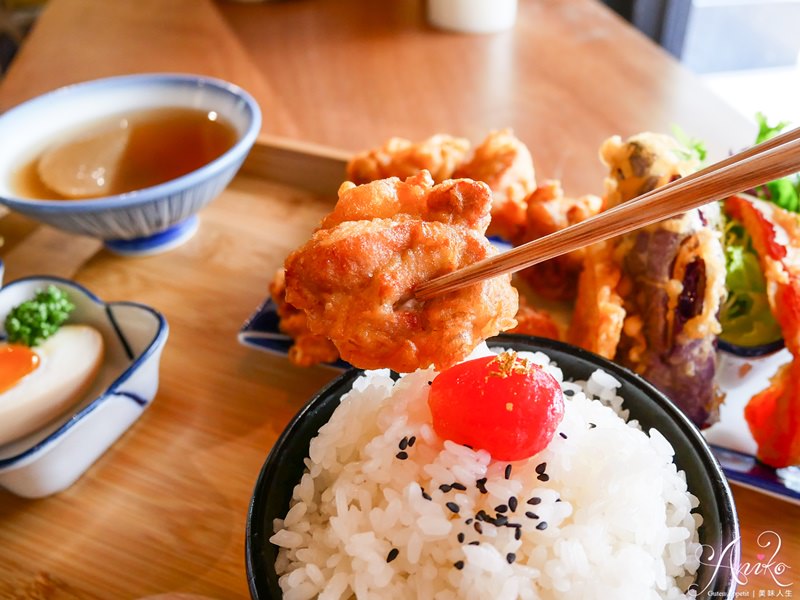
[270,346,702,600]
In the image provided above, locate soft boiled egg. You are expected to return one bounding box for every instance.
[0,325,104,446]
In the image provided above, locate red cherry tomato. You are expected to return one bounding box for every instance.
[428,352,564,461]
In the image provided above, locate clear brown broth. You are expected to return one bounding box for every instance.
[12,107,239,200]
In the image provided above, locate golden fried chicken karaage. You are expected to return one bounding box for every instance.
[346,134,470,185]
[346,129,536,241]
[566,241,624,359]
[284,173,518,372]
[269,268,340,367]
[322,171,490,232]
[453,128,536,240]
[514,180,603,301]
[508,295,561,340]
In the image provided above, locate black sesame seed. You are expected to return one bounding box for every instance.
[559,432,568,439]
[504,464,512,479]
[386,548,399,563]
[439,484,452,493]
[527,497,542,506]
[422,491,432,501]
[563,389,575,396]
[537,474,550,482]
[476,510,489,522]
[446,502,460,514]
[465,518,473,525]
[589,422,597,429]
[399,437,409,450]
[468,540,480,546]
[476,478,488,494]
[493,515,509,526]
[396,451,409,460]
[408,436,417,447]
[506,553,516,564]
[508,497,518,512]
[451,482,467,491]
[525,512,539,519]
[474,522,483,534]
[536,521,548,531]
[535,462,547,475]
[555,498,562,502]
[457,532,465,543]
[514,528,522,540]
[454,560,464,570]
[495,504,508,513]
[427,381,433,386]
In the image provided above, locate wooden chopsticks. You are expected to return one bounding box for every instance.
[414,127,800,301]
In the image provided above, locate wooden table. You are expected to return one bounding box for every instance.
[0,0,797,597]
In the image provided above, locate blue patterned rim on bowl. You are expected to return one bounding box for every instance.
[0,275,169,497]
[0,73,262,256]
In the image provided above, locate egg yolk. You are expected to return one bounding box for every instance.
[0,344,40,394]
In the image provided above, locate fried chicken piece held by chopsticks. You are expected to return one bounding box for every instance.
[284,172,518,373]
[322,171,490,232]
[269,268,340,367]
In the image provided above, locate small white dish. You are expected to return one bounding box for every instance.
[0,276,168,498]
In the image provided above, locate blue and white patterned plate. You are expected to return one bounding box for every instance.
[705,349,800,505]
[237,297,349,371]
[239,296,800,505]
[0,276,169,498]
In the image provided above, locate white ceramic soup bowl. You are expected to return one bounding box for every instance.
[0,73,261,256]
[0,276,168,498]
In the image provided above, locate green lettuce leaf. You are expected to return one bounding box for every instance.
[670,118,790,347]
[755,111,790,144]
[752,113,800,213]
[671,124,707,164]
[718,218,782,347]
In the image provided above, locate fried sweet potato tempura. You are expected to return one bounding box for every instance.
[453,129,536,240]
[600,132,696,207]
[285,172,518,372]
[596,133,726,427]
[346,134,470,185]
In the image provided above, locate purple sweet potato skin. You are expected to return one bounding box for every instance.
[619,227,719,427]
